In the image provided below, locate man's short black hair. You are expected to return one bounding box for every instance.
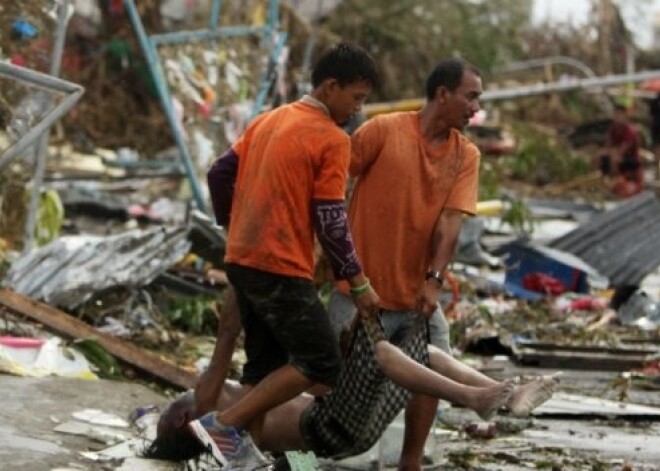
[425,58,481,100]
[311,42,379,88]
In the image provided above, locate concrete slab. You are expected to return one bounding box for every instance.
[0,374,170,471]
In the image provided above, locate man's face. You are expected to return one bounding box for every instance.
[325,80,372,125]
[441,70,483,130]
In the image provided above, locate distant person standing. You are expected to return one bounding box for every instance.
[598,104,643,198]
[649,92,660,179]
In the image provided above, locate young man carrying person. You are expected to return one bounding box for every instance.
[329,57,485,471]
[188,43,381,468]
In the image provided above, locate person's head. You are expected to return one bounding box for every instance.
[612,103,630,124]
[143,391,205,461]
[425,58,482,130]
[311,42,379,125]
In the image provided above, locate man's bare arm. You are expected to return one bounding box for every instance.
[417,208,464,317]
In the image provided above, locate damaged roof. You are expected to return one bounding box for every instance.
[549,191,660,287]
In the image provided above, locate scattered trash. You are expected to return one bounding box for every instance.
[54,420,130,445]
[0,336,97,379]
[72,409,129,428]
[616,290,660,330]
[499,242,607,300]
[11,19,38,40]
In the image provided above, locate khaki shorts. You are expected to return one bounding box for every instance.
[327,290,451,353]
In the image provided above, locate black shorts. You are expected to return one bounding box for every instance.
[226,263,341,387]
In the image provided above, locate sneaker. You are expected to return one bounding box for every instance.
[188,413,268,468]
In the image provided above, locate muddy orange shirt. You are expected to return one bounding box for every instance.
[225,101,350,280]
[344,112,480,310]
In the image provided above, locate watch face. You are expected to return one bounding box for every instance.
[426,271,442,280]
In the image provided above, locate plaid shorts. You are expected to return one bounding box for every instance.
[300,315,429,459]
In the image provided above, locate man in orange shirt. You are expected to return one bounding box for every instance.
[330,58,483,470]
[189,43,381,468]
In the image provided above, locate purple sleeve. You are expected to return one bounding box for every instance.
[313,199,363,280]
[207,148,238,226]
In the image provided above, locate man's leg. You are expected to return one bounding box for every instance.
[203,264,341,430]
[399,308,450,471]
[400,394,437,470]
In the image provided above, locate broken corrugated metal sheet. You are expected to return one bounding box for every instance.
[550,192,660,287]
[4,226,190,309]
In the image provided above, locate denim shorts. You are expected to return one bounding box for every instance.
[327,289,450,353]
[226,263,341,387]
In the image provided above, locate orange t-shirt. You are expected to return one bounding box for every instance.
[225,101,350,280]
[343,112,480,310]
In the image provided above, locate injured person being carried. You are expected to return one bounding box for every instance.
[146,310,559,467]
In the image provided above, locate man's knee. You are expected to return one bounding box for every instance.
[293,339,342,387]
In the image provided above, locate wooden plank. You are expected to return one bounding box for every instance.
[0,288,196,389]
[519,342,657,356]
[513,344,652,371]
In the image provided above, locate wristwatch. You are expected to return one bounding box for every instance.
[425,270,444,285]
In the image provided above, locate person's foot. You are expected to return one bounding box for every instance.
[507,372,561,417]
[188,412,268,468]
[474,379,515,420]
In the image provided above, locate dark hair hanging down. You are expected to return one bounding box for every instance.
[142,426,206,461]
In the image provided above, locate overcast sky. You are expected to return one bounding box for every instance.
[532,0,660,49]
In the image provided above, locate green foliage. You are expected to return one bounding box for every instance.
[506,124,591,184]
[163,295,219,334]
[502,198,535,236]
[0,239,9,282]
[478,160,503,200]
[34,189,64,246]
[326,0,534,99]
[72,337,122,379]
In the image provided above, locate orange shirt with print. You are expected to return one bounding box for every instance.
[225,101,350,280]
[342,111,480,310]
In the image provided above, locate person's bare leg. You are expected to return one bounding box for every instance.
[195,286,242,415]
[399,394,438,471]
[507,373,560,416]
[428,345,499,388]
[374,341,513,420]
[428,345,559,416]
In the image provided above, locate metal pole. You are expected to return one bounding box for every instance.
[123,0,208,213]
[496,56,598,79]
[23,0,71,252]
[210,0,222,30]
[495,55,612,114]
[251,32,287,119]
[363,69,660,118]
[0,64,83,170]
[268,0,280,31]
